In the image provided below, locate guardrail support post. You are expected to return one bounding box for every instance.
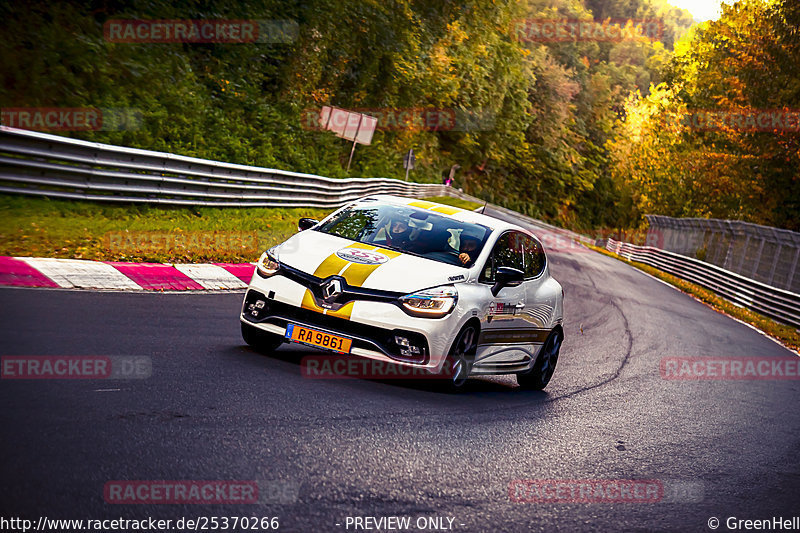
[711,231,724,265]
[736,233,751,274]
[768,244,782,286]
[751,239,765,278]
[786,247,799,292]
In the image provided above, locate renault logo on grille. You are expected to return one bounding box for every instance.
[322,279,342,300]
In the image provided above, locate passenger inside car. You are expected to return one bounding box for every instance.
[458,234,481,266]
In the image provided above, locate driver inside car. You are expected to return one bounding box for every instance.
[384,218,413,249]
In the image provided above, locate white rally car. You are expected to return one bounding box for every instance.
[240,195,564,389]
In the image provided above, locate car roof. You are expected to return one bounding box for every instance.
[354,195,524,234]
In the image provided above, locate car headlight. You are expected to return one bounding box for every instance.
[256,251,280,278]
[399,286,458,318]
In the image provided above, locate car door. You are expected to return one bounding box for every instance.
[476,231,535,364]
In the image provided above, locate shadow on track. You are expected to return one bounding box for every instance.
[226,342,554,401]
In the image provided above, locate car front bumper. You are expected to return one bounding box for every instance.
[241,271,466,373]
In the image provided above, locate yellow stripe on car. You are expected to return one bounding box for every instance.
[312,242,400,287]
[302,243,403,320]
[312,242,374,279]
[338,247,401,286]
[431,205,462,215]
[313,253,350,279]
[408,200,463,215]
[408,200,437,209]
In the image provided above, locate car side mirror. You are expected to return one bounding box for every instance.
[298,218,319,231]
[491,266,524,297]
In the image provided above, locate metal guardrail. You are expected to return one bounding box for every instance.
[0,126,595,247]
[0,126,449,208]
[646,214,800,294]
[607,238,800,328]
[0,126,594,248]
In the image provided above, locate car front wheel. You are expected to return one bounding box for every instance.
[241,322,283,353]
[517,329,562,390]
[443,324,478,389]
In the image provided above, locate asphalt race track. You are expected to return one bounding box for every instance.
[1,207,798,532]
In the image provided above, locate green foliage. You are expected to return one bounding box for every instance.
[1,0,696,231]
[607,0,800,230]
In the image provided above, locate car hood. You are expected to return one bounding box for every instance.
[272,230,470,293]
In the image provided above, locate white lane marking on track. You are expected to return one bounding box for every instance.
[172,263,247,290]
[19,257,142,290]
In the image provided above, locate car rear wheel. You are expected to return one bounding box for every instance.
[517,330,562,390]
[443,324,478,389]
[241,322,283,353]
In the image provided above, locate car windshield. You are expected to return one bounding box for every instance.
[314,203,492,267]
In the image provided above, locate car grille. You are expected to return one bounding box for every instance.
[265,263,405,308]
[242,289,429,364]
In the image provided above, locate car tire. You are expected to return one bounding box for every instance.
[517,329,562,390]
[241,322,283,353]
[443,324,478,389]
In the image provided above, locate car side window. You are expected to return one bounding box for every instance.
[522,235,546,278]
[479,231,525,283]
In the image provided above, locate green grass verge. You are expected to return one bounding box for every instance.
[0,194,480,263]
[587,243,800,352]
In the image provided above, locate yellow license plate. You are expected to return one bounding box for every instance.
[285,324,352,353]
